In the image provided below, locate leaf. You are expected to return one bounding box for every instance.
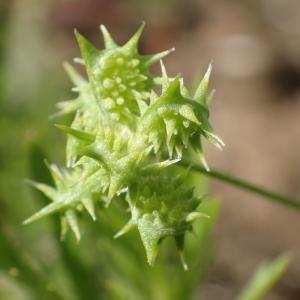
[236,254,291,300]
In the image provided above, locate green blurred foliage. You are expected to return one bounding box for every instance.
[236,255,291,300]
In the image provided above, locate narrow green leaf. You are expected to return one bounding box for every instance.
[236,254,291,300]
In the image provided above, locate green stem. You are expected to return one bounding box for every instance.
[181,161,300,211]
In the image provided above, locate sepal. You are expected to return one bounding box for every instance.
[100,25,117,49]
[122,22,145,53]
[136,213,170,265]
[175,234,188,271]
[23,199,71,225]
[144,48,175,66]
[194,64,212,105]
[25,179,58,201]
[141,158,180,173]
[65,209,81,242]
[114,219,135,239]
[55,124,95,143]
[82,197,96,221]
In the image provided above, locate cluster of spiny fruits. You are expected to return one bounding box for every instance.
[25,23,224,268]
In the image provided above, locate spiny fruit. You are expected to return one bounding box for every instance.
[25,23,223,268]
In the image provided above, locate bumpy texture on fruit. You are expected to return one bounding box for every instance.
[25,23,223,268]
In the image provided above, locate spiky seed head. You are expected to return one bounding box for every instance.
[25,24,223,268]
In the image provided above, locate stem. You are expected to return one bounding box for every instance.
[181,161,300,211]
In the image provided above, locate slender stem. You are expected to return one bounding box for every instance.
[181,161,300,211]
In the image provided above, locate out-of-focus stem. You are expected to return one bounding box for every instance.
[182,161,300,211]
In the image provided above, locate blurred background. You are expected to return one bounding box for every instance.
[0,0,300,299]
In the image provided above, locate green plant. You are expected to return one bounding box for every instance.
[22,23,295,299]
[24,23,223,267]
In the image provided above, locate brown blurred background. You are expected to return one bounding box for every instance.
[1,0,300,299]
